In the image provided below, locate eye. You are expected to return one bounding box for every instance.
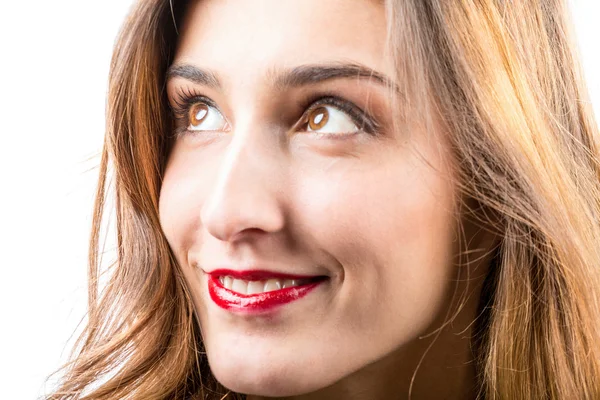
[305,105,358,134]
[188,102,227,131]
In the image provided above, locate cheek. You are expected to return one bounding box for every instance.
[293,151,458,329]
[298,158,456,260]
[158,150,210,260]
[159,156,212,318]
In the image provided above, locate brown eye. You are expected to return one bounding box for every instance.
[184,102,227,132]
[189,103,209,127]
[304,105,358,135]
[308,107,329,130]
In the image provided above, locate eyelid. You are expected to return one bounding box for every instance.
[168,87,380,137]
[170,88,220,117]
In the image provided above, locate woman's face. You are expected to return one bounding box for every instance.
[159,0,470,397]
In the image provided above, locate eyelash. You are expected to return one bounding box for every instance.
[170,87,220,137]
[297,93,379,135]
[168,87,380,137]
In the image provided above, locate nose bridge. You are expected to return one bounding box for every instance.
[201,128,286,242]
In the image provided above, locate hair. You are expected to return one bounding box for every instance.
[47,0,600,399]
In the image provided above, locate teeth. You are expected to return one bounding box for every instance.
[264,279,282,292]
[247,281,264,295]
[219,276,306,294]
[282,279,296,288]
[232,279,248,295]
[223,276,233,290]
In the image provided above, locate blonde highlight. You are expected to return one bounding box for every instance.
[46,1,600,399]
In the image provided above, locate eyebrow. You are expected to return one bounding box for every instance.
[166,62,399,93]
[167,63,221,88]
[273,63,399,92]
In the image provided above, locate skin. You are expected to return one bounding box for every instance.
[159,0,495,398]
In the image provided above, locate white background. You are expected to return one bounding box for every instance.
[0,1,598,399]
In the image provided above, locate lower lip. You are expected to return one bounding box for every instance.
[207,276,323,312]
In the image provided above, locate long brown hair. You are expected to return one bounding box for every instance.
[47,0,600,399]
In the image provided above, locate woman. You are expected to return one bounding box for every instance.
[47,0,600,399]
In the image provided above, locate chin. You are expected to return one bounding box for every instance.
[207,350,339,397]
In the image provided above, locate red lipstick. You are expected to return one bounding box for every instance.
[207,269,325,312]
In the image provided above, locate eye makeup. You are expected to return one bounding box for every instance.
[169,86,226,138]
[167,86,383,138]
[294,94,381,135]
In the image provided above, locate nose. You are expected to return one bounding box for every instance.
[200,131,286,242]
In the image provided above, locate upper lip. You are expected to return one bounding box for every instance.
[205,268,327,281]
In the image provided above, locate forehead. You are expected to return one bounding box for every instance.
[174,0,391,80]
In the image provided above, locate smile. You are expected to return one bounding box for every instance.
[207,269,327,312]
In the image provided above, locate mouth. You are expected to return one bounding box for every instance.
[207,269,328,312]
